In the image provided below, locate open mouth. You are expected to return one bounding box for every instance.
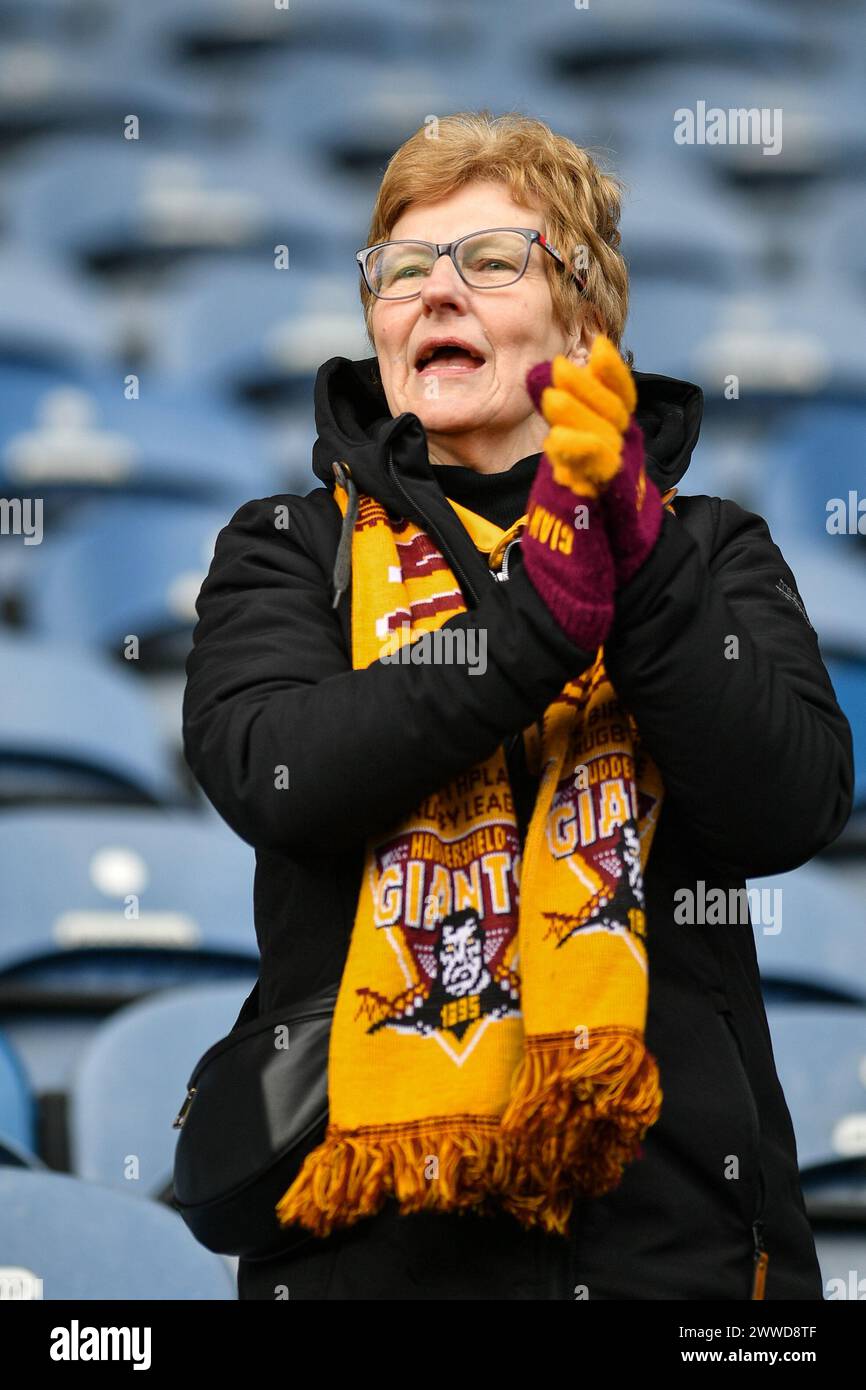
[415,342,487,375]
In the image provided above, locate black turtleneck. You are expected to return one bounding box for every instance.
[429,453,540,531]
[430,450,543,844]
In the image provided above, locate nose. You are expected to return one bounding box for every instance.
[418,252,470,314]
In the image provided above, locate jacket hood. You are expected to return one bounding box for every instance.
[311,353,704,503]
[311,353,704,609]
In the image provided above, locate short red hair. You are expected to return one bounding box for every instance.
[360,109,632,366]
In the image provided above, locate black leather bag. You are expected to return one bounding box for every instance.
[171,981,337,1261]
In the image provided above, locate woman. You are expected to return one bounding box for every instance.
[183,112,854,1300]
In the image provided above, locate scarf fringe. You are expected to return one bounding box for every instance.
[275,1122,512,1239]
[498,1031,663,1235]
[275,1033,661,1239]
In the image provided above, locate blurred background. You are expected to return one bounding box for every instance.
[0,0,864,1300]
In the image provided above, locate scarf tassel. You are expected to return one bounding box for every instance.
[275,1123,511,1239]
[275,1033,661,1240]
[499,1030,663,1234]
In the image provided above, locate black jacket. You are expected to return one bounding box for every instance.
[183,355,855,1300]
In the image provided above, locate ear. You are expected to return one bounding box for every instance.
[564,324,595,368]
[564,306,604,368]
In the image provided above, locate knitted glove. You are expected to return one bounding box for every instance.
[519,385,616,651]
[520,335,634,650]
[527,336,664,590]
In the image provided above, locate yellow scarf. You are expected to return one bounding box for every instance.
[276,481,676,1239]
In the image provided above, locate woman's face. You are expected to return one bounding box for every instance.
[370,179,597,471]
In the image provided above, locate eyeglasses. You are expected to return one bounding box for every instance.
[355,226,587,301]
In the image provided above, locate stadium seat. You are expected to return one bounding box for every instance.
[765,1003,866,1213]
[20,496,230,664]
[626,273,866,409]
[812,1227,866,1299]
[0,635,186,808]
[493,1,807,92]
[791,183,866,309]
[69,981,252,1198]
[689,274,866,405]
[0,1028,38,1162]
[1,0,863,1310]
[756,404,866,554]
[0,33,213,154]
[622,279,729,381]
[0,1134,45,1168]
[616,157,761,288]
[8,135,351,281]
[0,249,111,372]
[823,659,866,809]
[676,68,866,197]
[753,540,866,665]
[249,50,513,183]
[0,805,258,988]
[0,368,282,509]
[0,1168,236,1298]
[0,806,257,1094]
[111,0,447,68]
[158,257,369,408]
[751,865,866,1003]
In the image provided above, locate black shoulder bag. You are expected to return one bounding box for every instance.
[171,981,336,1261]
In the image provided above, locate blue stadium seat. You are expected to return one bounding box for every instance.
[124,0,466,67]
[765,1003,866,1213]
[616,158,761,288]
[823,659,866,807]
[0,1028,37,1162]
[674,431,772,512]
[627,274,866,410]
[0,34,213,154]
[751,865,866,1003]
[512,0,808,78]
[158,258,368,407]
[752,540,866,664]
[623,280,728,381]
[0,805,258,985]
[813,1229,866,1299]
[8,135,350,281]
[0,368,281,509]
[0,1134,45,1168]
[789,184,866,308]
[0,807,257,1093]
[0,249,111,372]
[69,981,252,1198]
[249,50,513,182]
[665,66,866,197]
[0,1169,236,1298]
[756,404,866,552]
[0,0,84,39]
[20,497,230,663]
[0,635,185,807]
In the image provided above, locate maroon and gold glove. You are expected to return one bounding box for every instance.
[527,336,664,586]
[519,395,616,652]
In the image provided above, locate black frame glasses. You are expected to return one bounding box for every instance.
[355,226,588,300]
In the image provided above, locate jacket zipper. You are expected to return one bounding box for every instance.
[495,536,522,583]
[721,1010,769,1298]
